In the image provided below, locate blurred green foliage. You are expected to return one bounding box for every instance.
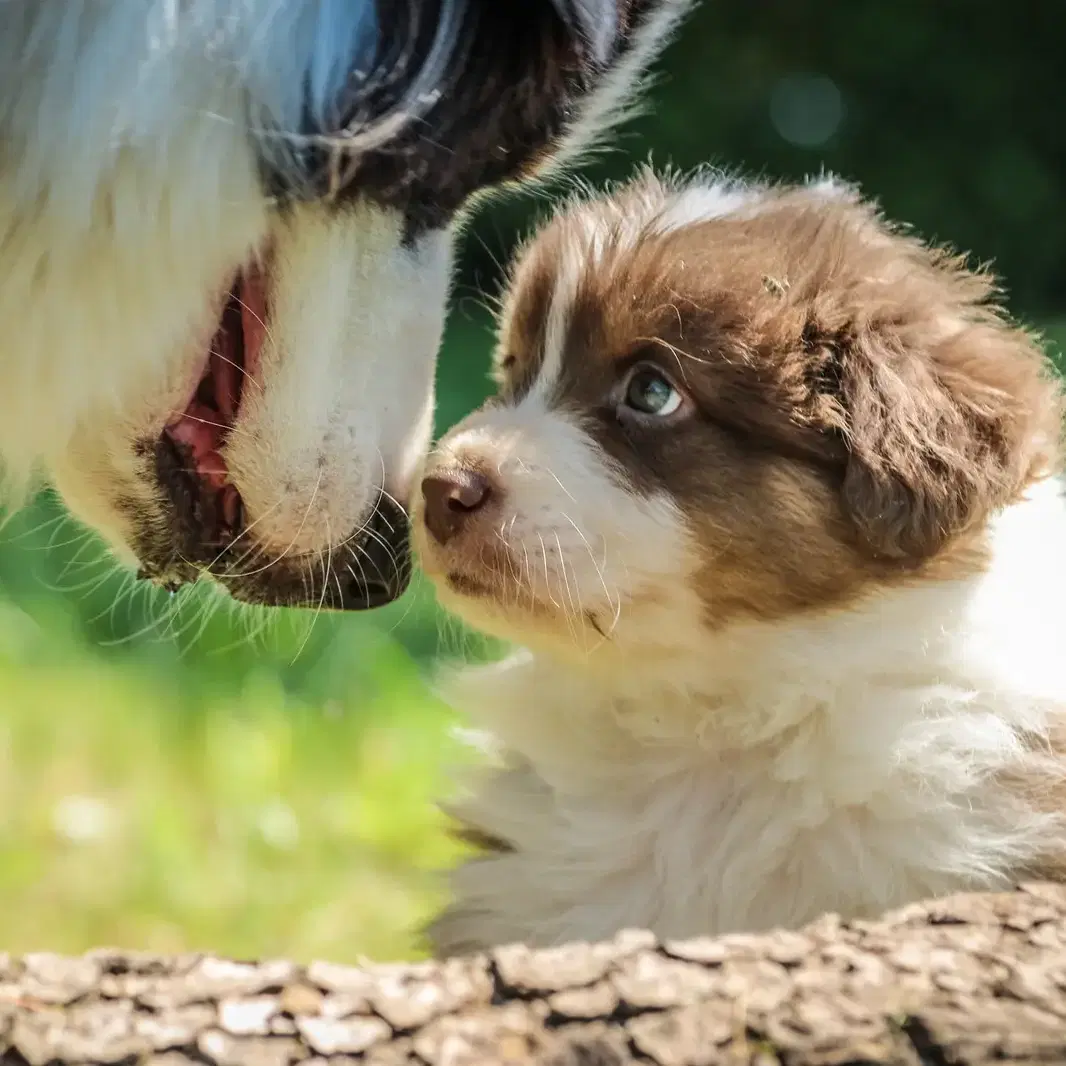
[0,2,1061,961]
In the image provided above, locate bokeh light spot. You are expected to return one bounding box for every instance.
[769,74,845,148]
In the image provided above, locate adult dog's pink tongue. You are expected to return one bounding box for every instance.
[167,404,228,490]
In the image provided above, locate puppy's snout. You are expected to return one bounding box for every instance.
[421,468,494,545]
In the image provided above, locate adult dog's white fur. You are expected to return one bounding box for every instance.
[416,170,1066,955]
[0,1,690,607]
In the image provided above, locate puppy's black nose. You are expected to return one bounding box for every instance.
[421,469,492,545]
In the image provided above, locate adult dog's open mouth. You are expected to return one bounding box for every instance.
[161,268,267,551]
[136,263,412,610]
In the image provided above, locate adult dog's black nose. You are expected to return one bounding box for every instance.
[338,494,413,609]
[421,469,493,545]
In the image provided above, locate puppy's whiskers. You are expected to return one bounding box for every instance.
[560,511,619,638]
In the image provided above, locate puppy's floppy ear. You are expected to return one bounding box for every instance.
[817,311,1059,562]
[550,0,620,64]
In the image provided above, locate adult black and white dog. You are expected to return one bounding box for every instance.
[0,0,688,610]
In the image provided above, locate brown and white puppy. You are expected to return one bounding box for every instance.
[0,0,689,610]
[414,168,1066,956]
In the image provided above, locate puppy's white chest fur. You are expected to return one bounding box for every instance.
[429,480,1066,956]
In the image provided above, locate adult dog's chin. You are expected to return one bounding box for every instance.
[130,262,412,612]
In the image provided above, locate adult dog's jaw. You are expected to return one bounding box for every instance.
[130,261,412,610]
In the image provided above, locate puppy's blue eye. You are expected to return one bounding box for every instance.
[624,369,683,416]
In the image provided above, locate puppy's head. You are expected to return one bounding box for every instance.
[415,170,1062,659]
[2,0,689,609]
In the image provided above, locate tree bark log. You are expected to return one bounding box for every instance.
[3,884,1066,1066]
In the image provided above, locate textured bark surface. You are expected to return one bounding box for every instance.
[2,884,1066,1066]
